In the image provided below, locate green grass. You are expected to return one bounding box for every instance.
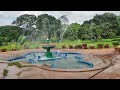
[3,69,8,77]
[8,62,22,68]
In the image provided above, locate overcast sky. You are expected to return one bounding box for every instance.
[0,11,120,26]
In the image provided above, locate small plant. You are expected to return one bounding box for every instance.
[97,43,104,49]
[77,45,82,49]
[10,44,17,51]
[61,45,66,49]
[82,44,87,49]
[74,45,78,49]
[112,41,119,47]
[68,45,73,49]
[0,47,6,52]
[89,45,94,49]
[104,44,109,48]
[3,69,8,77]
[35,46,39,49]
[8,62,22,68]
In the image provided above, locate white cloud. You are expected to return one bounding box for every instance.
[0,11,120,26]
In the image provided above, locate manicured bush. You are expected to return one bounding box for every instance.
[1,48,6,52]
[89,45,94,49]
[74,45,78,49]
[74,45,82,49]
[82,44,87,49]
[61,45,66,49]
[35,46,39,49]
[112,41,119,47]
[68,45,73,49]
[97,43,104,49]
[104,44,109,48]
[78,45,82,49]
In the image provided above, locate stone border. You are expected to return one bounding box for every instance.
[0,58,111,72]
[38,59,111,72]
[15,58,111,72]
[0,50,112,73]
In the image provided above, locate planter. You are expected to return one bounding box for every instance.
[35,46,39,49]
[69,45,73,49]
[74,45,82,49]
[118,48,120,52]
[97,44,104,49]
[98,46,103,49]
[104,44,109,48]
[1,49,6,52]
[89,46,94,49]
[82,44,87,49]
[61,45,66,49]
[11,49,16,51]
[114,47,118,51]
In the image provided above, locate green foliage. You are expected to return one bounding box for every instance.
[74,44,82,49]
[0,25,22,43]
[112,38,120,42]
[17,36,27,45]
[8,62,22,68]
[112,41,119,46]
[64,23,80,40]
[97,43,104,46]
[12,14,37,36]
[3,69,8,77]
[104,44,110,48]
[68,45,73,49]
[36,14,61,39]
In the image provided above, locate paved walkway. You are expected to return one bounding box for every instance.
[0,48,119,79]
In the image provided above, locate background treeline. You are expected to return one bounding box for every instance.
[0,12,120,46]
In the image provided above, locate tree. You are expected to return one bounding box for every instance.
[36,14,61,40]
[64,23,80,40]
[12,14,37,36]
[0,25,22,43]
[81,12,119,39]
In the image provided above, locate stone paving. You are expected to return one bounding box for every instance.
[0,48,119,79]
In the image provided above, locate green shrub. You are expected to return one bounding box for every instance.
[104,44,109,48]
[68,45,73,49]
[74,45,78,49]
[74,45,82,49]
[97,43,104,46]
[112,41,119,46]
[61,45,66,49]
[112,38,120,42]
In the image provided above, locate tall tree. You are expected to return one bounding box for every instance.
[0,25,22,44]
[64,23,80,40]
[12,14,37,36]
[36,14,61,39]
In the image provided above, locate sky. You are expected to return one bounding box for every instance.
[0,11,120,26]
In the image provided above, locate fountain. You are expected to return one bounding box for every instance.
[41,36,55,58]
